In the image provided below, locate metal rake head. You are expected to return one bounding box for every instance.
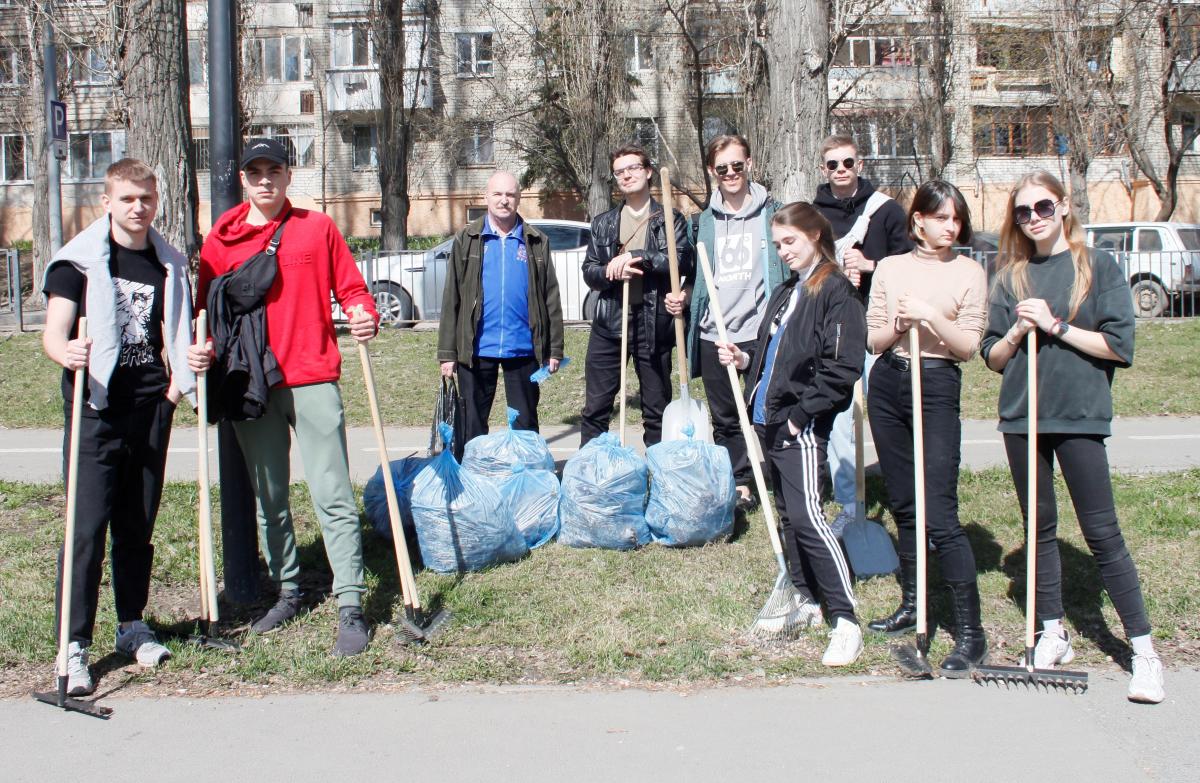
[747,574,806,641]
[972,664,1089,694]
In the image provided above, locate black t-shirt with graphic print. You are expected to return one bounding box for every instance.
[43,237,169,412]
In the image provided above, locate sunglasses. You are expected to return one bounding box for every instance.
[1013,198,1062,225]
[824,157,856,171]
[713,160,746,176]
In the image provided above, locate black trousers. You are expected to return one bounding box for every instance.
[580,308,673,447]
[55,396,175,645]
[1003,432,1151,638]
[758,417,857,624]
[455,355,541,460]
[868,358,977,584]
[698,337,758,487]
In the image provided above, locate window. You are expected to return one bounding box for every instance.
[632,117,659,159]
[975,30,1050,70]
[459,122,494,165]
[466,206,487,222]
[1136,228,1165,252]
[369,208,383,227]
[69,47,110,86]
[456,32,493,76]
[192,127,209,171]
[1089,228,1132,253]
[67,130,123,180]
[0,47,22,86]
[973,107,1055,156]
[295,3,313,26]
[1174,112,1200,153]
[331,24,373,68]
[243,36,311,83]
[1,133,27,182]
[246,124,315,168]
[539,225,587,251]
[832,114,922,158]
[352,125,378,169]
[188,38,205,86]
[626,33,653,72]
[299,90,315,114]
[832,36,910,68]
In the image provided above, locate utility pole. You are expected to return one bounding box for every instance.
[43,6,62,253]
[208,0,258,606]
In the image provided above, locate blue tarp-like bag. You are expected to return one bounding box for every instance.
[462,407,555,481]
[411,424,528,572]
[558,433,650,550]
[363,455,429,542]
[499,465,560,549]
[646,435,735,546]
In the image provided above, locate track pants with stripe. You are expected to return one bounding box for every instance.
[758,416,858,625]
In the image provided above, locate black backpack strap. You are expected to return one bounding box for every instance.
[264,211,291,256]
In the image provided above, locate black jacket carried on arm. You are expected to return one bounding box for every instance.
[744,264,866,433]
[437,216,565,369]
[813,178,913,299]
[583,198,694,343]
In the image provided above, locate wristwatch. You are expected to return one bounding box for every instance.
[1053,318,1071,338]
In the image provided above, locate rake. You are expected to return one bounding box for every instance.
[32,317,112,719]
[695,246,804,639]
[973,330,1088,693]
[355,307,450,644]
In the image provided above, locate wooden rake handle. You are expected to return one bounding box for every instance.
[909,328,927,642]
[195,310,219,623]
[55,316,87,678]
[1025,329,1039,657]
[659,167,689,386]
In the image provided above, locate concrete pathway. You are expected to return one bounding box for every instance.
[2,417,1199,483]
[1,670,1196,781]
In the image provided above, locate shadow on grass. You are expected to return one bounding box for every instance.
[1002,540,1131,668]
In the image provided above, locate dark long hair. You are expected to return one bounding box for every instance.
[770,202,843,295]
[908,180,972,247]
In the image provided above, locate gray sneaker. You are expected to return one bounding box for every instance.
[65,641,94,696]
[251,589,302,633]
[333,606,370,657]
[114,620,172,666]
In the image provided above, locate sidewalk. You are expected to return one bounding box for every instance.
[3,417,1200,483]
[1,670,1196,781]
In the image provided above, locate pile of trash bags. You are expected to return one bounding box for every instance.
[645,434,735,546]
[559,434,650,550]
[462,408,555,480]
[362,455,429,542]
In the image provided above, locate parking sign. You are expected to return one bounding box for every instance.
[50,100,67,161]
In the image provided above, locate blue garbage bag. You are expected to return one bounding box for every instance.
[559,433,650,550]
[499,464,560,549]
[462,407,555,481]
[363,455,429,542]
[411,423,528,573]
[646,435,735,547]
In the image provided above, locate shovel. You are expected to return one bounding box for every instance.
[891,328,934,678]
[841,378,900,579]
[32,317,113,719]
[659,167,713,443]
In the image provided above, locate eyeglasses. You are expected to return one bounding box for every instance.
[613,163,645,179]
[713,160,746,176]
[824,157,856,171]
[1013,198,1062,225]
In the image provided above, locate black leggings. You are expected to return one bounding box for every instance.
[868,358,977,583]
[1002,432,1151,638]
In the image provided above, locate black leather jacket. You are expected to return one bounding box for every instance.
[582,198,694,342]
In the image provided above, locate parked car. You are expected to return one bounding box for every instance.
[345,219,594,325]
[1085,222,1200,318]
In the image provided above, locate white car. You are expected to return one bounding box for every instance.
[1085,222,1200,318]
[348,219,594,325]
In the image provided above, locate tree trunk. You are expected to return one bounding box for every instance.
[1068,155,1091,224]
[119,0,200,258]
[587,141,611,217]
[375,0,409,251]
[26,16,50,291]
[762,0,827,201]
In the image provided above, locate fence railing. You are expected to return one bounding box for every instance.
[342,246,594,326]
[965,248,1199,319]
[1,248,22,327]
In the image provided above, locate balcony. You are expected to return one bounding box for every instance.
[325,67,432,112]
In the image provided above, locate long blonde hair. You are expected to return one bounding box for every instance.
[770,201,844,295]
[996,170,1092,320]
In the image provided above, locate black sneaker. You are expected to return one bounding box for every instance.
[735,492,759,513]
[333,606,370,657]
[250,589,302,633]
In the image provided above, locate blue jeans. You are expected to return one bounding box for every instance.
[827,351,876,509]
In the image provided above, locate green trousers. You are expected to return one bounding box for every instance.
[233,382,364,607]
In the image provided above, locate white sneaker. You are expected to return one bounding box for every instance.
[1033,629,1075,669]
[115,620,171,667]
[829,507,855,539]
[65,641,94,696]
[822,619,864,667]
[1128,654,1165,704]
[788,595,825,629]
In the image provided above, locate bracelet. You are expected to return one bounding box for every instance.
[1004,330,1020,346]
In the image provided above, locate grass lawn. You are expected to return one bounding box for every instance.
[3,319,1199,430]
[1,469,1196,697]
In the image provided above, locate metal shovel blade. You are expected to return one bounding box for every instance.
[842,517,900,580]
[662,395,713,443]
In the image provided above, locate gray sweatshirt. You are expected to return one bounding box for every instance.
[701,182,770,343]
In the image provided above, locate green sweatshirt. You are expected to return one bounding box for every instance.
[980,248,1134,436]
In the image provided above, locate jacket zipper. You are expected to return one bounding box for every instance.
[835,323,842,360]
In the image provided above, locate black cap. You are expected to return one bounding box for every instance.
[239,138,289,169]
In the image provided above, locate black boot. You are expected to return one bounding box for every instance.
[938,581,988,678]
[868,557,918,635]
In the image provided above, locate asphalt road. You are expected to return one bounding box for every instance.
[2,417,1199,483]
[1,670,1196,781]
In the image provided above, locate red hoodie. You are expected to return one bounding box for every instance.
[198,201,379,388]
